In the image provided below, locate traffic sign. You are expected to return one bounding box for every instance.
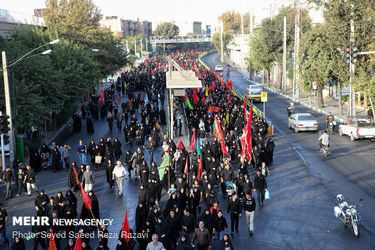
[261,92,268,102]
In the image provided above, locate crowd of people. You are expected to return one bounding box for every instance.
[0,48,275,250]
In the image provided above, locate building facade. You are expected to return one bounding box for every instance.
[100,16,152,38]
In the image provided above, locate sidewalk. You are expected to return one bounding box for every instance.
[225,57,367,124]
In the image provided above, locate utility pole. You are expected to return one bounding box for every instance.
[293,3,300,98]
[220,21,224,63]
[349,2,356,118]
[140,39,143,55]
[282,16,287,94]
[2,51,15,165]
[241,11,244,70]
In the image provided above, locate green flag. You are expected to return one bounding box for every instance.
[197,137,201,156]
[158,154,170,181]
[186,96,193,110]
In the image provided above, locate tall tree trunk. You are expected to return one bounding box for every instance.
[364,92,368,108]
[317,83,324,108]
[277,65,282,90]
[338,81,343,116]
[262,69,265,84]
[369,95,375,120]
[267,69,270,88]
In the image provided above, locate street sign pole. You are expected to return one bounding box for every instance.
[263,101,266,118]
[1,133,5,171]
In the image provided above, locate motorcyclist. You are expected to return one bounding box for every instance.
[226,67,231,79]
[318,130,330,150]
[287,103,295,117]
[326,112,336,133]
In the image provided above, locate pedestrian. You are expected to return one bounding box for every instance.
[112,161,128,197]
[61,144,71,170]
[176,234,193,250]
[82,165,94,193]
[24,165,38,196]
[191,221,211,250]
[253,169,268,210]
[16,168,26,196]
[147,136,156,164]
[77,140,87,165]
[146,234,164,250]
[106,160,115,189]
[107,112,113,132]
[213,210,228,241]
[113,138,122,161]
[218,233,233,250]
[0,166,14,200]
[11,236,25,250]
[243,192,256,236]
[0,203,10,248]
[227,193,241,236]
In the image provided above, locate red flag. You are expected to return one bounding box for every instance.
[121,210,130,242]
[184,157,189,176]
[100,90,104,105]
[198,155,202,181]
[209,82,215,93]
[151,70,155,75]
[221,79,224,88]
[49,228,57,250]
[243,96,248,119]
[177,137,183,150]
[246,105,253,160]
[192,67,196,72]
[220,72,223,78]
[158,65,161,71]
[72,163,80,185]
[128,97,132,109]
[74,233,82,250]
[86,92,90,102]
[117,92,121,103]
[210,68,214,74]
[227,80,232,91]
[207,106,221,113]
[213,116,230,157]
[190,130,196,151]
[183,94,187,101]
[215,73,218,80]
[80,184,92,210]
[228,92,231,104]
[202,96,208,106]
[203,68,206,75]
[193,89,199,104]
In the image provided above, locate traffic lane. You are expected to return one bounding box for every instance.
[202,53,375,248]
[203,52,375,198]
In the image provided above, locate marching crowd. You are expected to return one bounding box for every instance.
[0,48,275,250]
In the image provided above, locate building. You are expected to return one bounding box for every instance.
[0,9,45,39]
[100,16,152,38]
[227,34,250,70]
[192,21,202,34]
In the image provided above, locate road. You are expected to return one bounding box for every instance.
[202,52,375,249]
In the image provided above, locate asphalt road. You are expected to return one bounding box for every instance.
[1,53,374,250]
[202,52,375,249]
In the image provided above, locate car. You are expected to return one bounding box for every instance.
[339,119,375,141]
[215,65,223,72]
[248,85,263,94]
[288,113,318,133]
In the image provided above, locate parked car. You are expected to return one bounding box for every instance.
[215,65,223,72]
[339,119,375,141]
[288,113,318,133]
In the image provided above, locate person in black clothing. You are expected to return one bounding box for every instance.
[35,190,49,216]
[253,169,268,210]
[227,193,241,236]
[0,204,10,248]
[11,236,25,250]
[0,166,15,199]
[243,193,256,236]
[113,138,122,161]
[31,224,47,250]
[219,233,233,250]
[198,209,214,237]
[181,208,196,235]
[213,210,228,241]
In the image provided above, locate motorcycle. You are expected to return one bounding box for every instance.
[334,194,363,237]
[321,144,330,157]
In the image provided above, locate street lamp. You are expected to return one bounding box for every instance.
[1,40,59,166]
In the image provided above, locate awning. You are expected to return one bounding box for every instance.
[166,70,202,89]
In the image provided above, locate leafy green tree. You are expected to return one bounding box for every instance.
[153,22,180,37]
[218,10,251,34]
[43,0,127,77]
[212,32,232,54]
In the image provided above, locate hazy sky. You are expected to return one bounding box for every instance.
[1,0,323,26]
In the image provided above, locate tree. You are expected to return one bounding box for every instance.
[212,32,232,54]
[299,24,336,108]
[43,0,126,77]
[153,22,180,37]
[218,10,251,34]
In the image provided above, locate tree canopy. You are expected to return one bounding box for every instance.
[153,22,180,37]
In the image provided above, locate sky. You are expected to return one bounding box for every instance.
[1,0,323,28]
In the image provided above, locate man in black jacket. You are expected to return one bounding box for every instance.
[227,193,241,236]
[181,208,196,235]
[213,210,228,241]
[253,169,268,210]
[0,166,14,200]
[243,193,256,236]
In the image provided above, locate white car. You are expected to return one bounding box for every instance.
[215,65,223,72]
[247,85,263,94]
[339,119,375,141]
[288,113,318,133]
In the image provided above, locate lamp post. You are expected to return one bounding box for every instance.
[1,40,59,164]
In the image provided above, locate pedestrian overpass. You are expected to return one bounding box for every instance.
[149,35,211,53]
